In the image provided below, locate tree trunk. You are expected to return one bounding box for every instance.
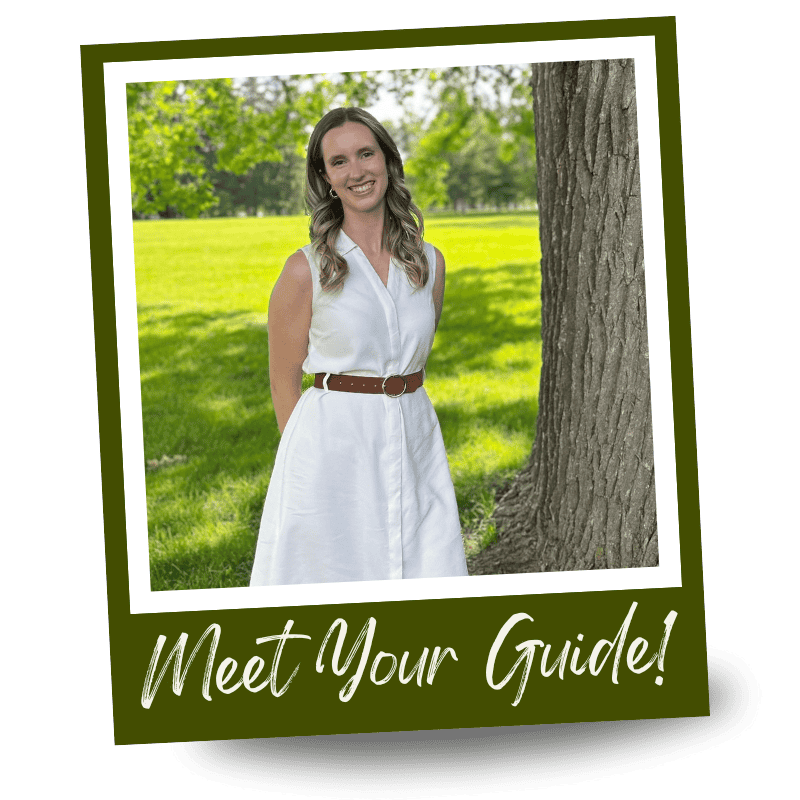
[470,60,658,575]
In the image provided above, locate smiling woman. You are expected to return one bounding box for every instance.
[249,107,469,587]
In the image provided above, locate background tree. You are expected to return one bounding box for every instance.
[470,59,658,575]
[208,146,306,217]
[442,111,536,211]
[395,65,536,210]
[128,73,382,218]
[127,79,283,218]
[127,67,538,217]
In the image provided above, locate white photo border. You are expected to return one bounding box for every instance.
[103,34,681,614]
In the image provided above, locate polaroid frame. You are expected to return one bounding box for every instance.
[83,17,708,744]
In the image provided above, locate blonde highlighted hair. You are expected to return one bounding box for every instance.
[305,107,429,292]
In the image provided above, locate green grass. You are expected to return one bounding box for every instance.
[134,212,542,590]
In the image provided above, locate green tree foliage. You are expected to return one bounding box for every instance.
[127,79,283,218]
[209,146,306,217]
[128,73,384,218]
[404,99,473,209]
[127,67,536,217]
[394,65,536,211]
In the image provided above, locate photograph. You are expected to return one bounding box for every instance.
[130,61,658,600]
[104,32,682,619]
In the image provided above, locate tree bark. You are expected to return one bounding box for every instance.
[470,60,658,574]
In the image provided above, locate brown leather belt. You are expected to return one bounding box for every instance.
[314,370,424,398]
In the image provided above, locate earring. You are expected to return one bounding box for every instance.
[329,188,338,200]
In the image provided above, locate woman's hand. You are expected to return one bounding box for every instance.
[268,250,312,433]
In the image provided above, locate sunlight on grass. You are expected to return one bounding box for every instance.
[134,217,308,315]
[134,212,542,590]
[451,430,532,484]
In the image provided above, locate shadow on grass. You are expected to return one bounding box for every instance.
[138,306,278,476]
[150,520,263,592]
[139,305,280,590]
[429,261,541,377]
[437,396,539,450]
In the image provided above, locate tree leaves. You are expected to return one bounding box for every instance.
[128,80,276,218]
[127,66,537,217]
[400,66,536,211]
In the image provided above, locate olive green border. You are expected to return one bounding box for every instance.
[82,16,708,745]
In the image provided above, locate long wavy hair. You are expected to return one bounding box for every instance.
[305,107,429,292]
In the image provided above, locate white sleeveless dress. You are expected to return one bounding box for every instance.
[249,230,468,586]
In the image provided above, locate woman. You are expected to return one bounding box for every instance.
[250,107,468,586]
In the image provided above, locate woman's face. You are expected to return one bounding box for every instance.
[320,121,389,217]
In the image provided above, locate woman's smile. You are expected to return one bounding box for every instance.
[349,180,375,195]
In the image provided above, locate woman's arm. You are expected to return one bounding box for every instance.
[268,249,313,434]
[432,246,446,331]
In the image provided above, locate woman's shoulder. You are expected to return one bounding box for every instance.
[421,241,444,279]
[278,247,314,289]
[285,246,310,267]
[422,239,443,260]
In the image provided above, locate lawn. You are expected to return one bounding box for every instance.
[133,211,542,590]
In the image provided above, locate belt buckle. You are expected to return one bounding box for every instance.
[382,374,407,398]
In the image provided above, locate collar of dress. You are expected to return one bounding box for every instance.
[335,230,359,256]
